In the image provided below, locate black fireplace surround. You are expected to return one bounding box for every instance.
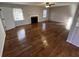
[31,16,38,24]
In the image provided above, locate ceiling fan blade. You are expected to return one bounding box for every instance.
[50,3,55,5]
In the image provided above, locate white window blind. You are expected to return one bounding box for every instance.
[13,8,24,21]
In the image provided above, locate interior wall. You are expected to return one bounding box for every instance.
[0,7,15,30]
[15,5,47,26]
[0,3,77,30]
[0,3,23,30]
[0,18,5,56]
[0,3,48,29]
[67,4,78,47]
[49,5,74,25]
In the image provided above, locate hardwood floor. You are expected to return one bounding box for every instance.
[2,21,79,57]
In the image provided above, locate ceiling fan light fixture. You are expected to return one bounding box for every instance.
[45,2,56,8]
[46,5,49,8]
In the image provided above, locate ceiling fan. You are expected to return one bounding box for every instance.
[45,2,55,8]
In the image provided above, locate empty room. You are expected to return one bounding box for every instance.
[0,2,79,57]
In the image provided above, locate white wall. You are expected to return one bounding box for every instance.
[0,18,5,56]
[0,4,48,28]
[0,7,15,30]
[49,5,77,25]
[66,4,78,47]
[76,17,79,27]
[15,5,47,26]
[49,6,71,25]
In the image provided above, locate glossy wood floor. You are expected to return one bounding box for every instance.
[3,21,79,57]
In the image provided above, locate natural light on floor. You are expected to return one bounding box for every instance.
[41,35,48,48]
[17,29,26,41]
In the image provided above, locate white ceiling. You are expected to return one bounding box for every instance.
[1,2,77,7]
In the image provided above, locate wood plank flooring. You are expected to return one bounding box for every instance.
[2,21,79,57]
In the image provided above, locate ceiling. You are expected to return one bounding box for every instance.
[1,2,77,7]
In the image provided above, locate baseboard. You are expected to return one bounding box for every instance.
[48,20,66,25]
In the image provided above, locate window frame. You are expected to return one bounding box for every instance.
[13,8,24,21]
[43,9,48,18]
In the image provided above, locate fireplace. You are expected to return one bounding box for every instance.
[31,16,38,24]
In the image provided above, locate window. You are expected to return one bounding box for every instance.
[43,9,47,18]
[13,8,24,21]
